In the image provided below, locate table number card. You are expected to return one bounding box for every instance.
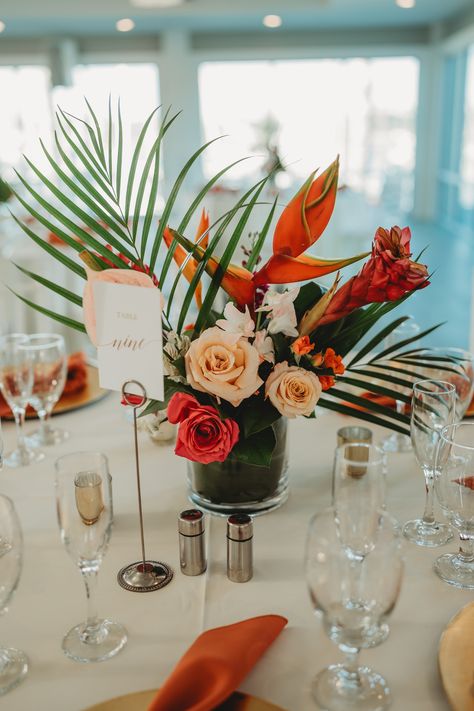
[94,281,164,401]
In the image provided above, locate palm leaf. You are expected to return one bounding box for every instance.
[328,387,409,425]
[57,111,112,190]
[348,316,409,367]
[245,196,278,272]
[13,263,83,307]
[336,375,411,404]
[124,106,160,222]
[8,289,86,333]
[116,99,124,201]
[368,323,444,363]
[318,397,409,436]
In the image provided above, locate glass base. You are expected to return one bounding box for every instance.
[4,447,44,468]
[403,519,453,547]
[382,432,412,453]
[188,478,288,517]
[312,664,391,711]
[434,553,474,589]
[27,427,69,447]
[0,648,28,696]
[62,619,127,663]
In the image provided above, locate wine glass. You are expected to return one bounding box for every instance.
[424,348,474,421]
[26,334,68,446]
[0,495,29,695]
[305,507,404,711]
[382,318,420,453]
[54,452,127,662]
[404,379,456,547]
[434,422,474,589]
[0,334,44,467]
[333,442,389,647]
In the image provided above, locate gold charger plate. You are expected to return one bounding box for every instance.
[2,365,108,421]
[83,689,286,711]
[438,601,474,711]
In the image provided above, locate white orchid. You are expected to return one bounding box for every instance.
[253,329,275,364]
[216,302,255,339]
[257,287,300,337]
[163,331,191,383]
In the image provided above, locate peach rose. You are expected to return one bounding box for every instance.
[83,268,156,346]
[265,361,322,418]
[185,327,262,407]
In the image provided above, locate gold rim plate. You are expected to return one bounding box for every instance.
[438,601,474,711]
[2,365,108,420]
[83,689,286,711]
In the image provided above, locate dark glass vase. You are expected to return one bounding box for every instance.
[186,418,289,516]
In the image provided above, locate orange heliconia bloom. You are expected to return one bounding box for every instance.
[291,336,315,356]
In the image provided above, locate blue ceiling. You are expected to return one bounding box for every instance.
[0,0,471,37]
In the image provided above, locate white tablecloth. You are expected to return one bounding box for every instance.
[0,395,470,711]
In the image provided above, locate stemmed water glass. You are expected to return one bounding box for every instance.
[27,334,68,446]
[0,334,44,467]
[404,379,456,546]
[426,348,474,421]
[305,507,404,711]
[382,319,420,453]
[0,495,28,695]
[55,452,127,662]
[333,442,389,647]
[434,422,474,589]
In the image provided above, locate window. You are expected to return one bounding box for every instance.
[0,66,53,177]
[199,57,419,211]
[460,46,474,215]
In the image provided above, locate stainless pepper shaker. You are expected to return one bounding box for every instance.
[178,509,206,576]
[227,514,253,582]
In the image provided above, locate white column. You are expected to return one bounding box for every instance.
[158,30,203,194]
[412,44,443,221]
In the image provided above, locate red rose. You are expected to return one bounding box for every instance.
[167,393,239,464]
[318,225,429,326]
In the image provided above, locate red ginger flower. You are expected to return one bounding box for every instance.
[317,226,429,327]
[168,393,239,464]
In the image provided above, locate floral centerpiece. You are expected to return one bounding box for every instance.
[10,103,435,514]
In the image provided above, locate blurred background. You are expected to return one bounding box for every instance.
[0,0,473,350]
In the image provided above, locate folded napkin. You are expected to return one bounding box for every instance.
[147,615,287,711]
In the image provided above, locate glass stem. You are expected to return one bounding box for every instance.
[39,409,49,440]
[421,469,436,527]
[458,533,474,562]
[395,400,405,440]
[14,408,27,456]
[80,569,103,644]
[340,643,362,685]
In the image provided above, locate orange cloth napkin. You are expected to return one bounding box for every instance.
[147,615,287,711]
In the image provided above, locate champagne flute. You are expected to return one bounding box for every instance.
[434,422,474,589]
[26,334,68,446]
[426,348,474,421]
[333,442,389,646]
[0,334,43,467]
[404,379,456,546]
[55,452,127,662]
[305,507,404,711]
[0,495,28,695]
[382,319,420,453]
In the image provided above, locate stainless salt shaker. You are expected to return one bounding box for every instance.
[227,514,253,583]
[178,509,206,575]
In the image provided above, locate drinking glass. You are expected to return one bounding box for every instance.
[404,379,456,546]
[0,334,43,467]
[0,495,28,695]
[55,452,127,662]
[305,507,404,711]
[26,334,68,446]
[382,319,420,453]
[434,423,474,589]
[333,442,388,646]
[424,348,474,420]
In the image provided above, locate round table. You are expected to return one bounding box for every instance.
[0,394,469,710]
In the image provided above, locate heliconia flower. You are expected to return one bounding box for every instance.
[317,226,429,327]
[216,302,255,338]
[168,228,255,307]
[298,272,341,336]
[253,329,275,364]
[272,158,339,258]
[291,335,315,356]
[163,209,210,308]
[258,287,300,338]
[252,251,368,287]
